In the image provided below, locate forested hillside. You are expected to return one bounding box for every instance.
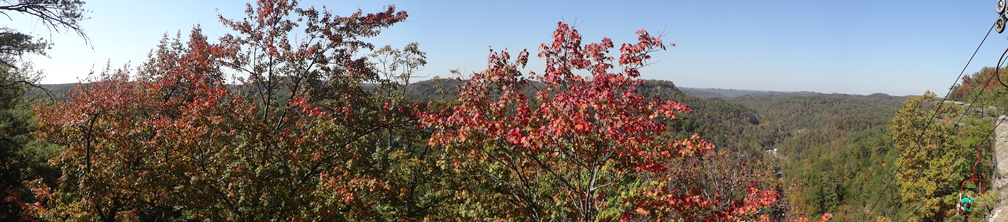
[680,87,792,99]
[656,83,909,221]
[730,93,905,157]
[741,93,905,220]
[722,92,916,221]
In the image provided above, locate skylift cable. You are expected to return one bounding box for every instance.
[904,114,1007,220]
[905,48,1008,219]
[866,50,1006,221]
[860,21,997,221]
[910,115,1007,220]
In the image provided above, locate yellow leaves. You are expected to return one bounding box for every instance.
[874,215,893,222]
[890,92,994,221]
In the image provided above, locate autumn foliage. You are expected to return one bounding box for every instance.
[421,22,815,221]
[12,0,833,221]
[29,0,420,220]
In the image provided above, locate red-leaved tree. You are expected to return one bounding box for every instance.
[422,22,807,221]
[28,0,441,220]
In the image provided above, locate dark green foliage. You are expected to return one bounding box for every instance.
[639,81,911,220]
[0,66,62,221]
[0,107,32,220]
[403,78,463,101]
[27,82,73,101]
[0,0,87,219]
[0,31,47,68]
[0,0,89,41]
[718,91,906,221]
[636,80,763,153]
[730,93,903,133]
[781,126,899,220]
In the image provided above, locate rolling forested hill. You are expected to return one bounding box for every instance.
[668,69,1004,221]
[725,93,906,220]
[680,87,793,99]
[674,85,909,220]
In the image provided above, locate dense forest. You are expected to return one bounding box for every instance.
[648,83,911,221]
[1,0,1007,221]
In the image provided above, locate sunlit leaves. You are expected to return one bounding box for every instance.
[423,22,729,221]
[891,92,994,221]
[29,0,421,220]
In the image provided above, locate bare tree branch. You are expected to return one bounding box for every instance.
[0,0,90,44]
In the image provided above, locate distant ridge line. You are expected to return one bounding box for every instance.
[679,87,899,99]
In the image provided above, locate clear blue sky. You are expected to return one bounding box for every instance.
[5,0,1006,96]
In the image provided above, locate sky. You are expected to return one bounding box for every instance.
[5,0,1008,96]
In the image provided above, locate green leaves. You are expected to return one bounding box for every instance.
[891,92,994,221]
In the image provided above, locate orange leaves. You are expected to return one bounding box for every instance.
[289,96,326,116]
[730,187,780,217]
[669,134,713,158]
[28,1,426,220]
[33,22,257,221]
[792,213,833,222]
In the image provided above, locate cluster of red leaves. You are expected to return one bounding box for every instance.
[953,66,1004,99]
[628,185,780,221]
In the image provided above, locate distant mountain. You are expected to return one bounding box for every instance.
[679,87,791,99]
[678,87,902,99]
[404,78,464,101]
[27,83,77,102]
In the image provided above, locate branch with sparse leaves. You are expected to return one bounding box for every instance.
[0,0,89,42]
